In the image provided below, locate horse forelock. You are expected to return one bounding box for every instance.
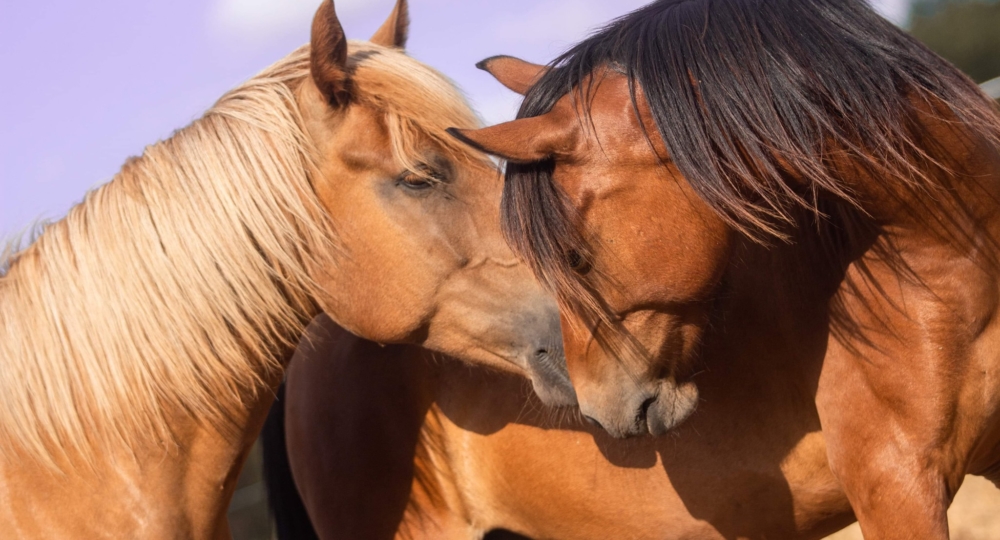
[347,41,493,176]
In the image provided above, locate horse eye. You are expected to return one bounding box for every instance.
[397,172,435,191]
[567,250,592,275]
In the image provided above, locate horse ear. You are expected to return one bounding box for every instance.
[370,0,409,49]
[476,56,548,96]
[447,111,578,164]
[310,0,349,107]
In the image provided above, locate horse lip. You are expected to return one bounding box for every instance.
[607,424,647,440]
[525,348,575,407]
[645,381,700,436]
[531,376,578,408]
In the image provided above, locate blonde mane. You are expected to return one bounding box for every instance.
[0,43,484,466]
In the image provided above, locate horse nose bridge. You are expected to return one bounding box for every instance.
[510,290,563,347]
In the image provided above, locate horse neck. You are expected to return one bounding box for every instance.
[0,128,322,533]
[839,104,1000,275]
[712,204,874,381]
[721,126,1000,374]
[0,366,285,538]
[0,103,328,471]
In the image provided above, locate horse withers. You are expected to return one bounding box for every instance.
[0,1,564,537]
[451,1,1000,538]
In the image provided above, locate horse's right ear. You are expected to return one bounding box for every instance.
[447,110,578,164]
[310,0,349,107]
[476,56,548,96]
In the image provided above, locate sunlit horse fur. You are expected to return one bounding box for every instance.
[0,1,564,537]
[452,0,1000,538]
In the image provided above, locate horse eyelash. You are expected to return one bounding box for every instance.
[399,164,447,184]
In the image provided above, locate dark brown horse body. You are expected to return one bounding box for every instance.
[269,314,852,540]
[449,1,1000,538]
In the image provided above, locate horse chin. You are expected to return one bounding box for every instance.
[645,379,700,437]
[530,376,578,408]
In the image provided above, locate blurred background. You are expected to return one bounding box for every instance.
[1,0,998,539]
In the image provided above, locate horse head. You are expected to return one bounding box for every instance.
[299,0,574,405]
[451,60,729,436]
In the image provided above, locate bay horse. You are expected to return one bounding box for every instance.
[450,0,1000,538]
[0,0,567,537]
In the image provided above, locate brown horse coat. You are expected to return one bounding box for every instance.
[273,316,853,540]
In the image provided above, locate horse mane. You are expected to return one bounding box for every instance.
[0,43,484,467]
[501,0,1000,359]
[347,44,491,176]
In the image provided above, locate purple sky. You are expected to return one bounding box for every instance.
[0,0,910,238]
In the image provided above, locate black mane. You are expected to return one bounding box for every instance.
[501,0,1000,342]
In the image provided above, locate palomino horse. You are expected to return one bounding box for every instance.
[0,0,566,537]
[451,0,1000,538]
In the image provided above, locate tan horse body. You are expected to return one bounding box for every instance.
[451,1,1000,538]
[0,1,563,537]
[274,316,853,540]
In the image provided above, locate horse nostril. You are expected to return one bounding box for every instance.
[638,396,656,423]
[583,415,604,430]
[534,348,549,358]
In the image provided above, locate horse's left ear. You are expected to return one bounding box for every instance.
[476,56,548,96]
[311,0,349,107]
[447,110,578,164]
[371,0,409,49]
